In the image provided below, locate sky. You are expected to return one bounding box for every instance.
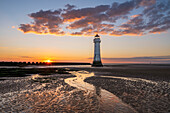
[0,0,170,63]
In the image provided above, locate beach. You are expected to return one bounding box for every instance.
[83,64,170,113]
[0,64,170,113]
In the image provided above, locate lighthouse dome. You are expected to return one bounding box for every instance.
[95,34,100,38]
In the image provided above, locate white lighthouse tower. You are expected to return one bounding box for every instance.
[92,34,103,67]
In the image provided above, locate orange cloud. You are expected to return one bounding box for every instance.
[18,28,66,36]
[131,14,140,18]
[69,32,83,36]
[64,16,86,23]
[12,26,15,29]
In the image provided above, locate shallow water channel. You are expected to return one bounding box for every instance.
[65,71,137,113]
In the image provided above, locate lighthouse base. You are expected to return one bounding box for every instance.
[92,61,103,67]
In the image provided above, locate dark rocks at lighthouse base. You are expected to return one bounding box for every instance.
[92,61,103,67]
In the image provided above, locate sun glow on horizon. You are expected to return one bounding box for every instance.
[44,60,52,63]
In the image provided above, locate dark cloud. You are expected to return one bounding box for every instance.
[88,55,170,63]
[29,9,61,19]
[20,56,33,58]
[106,1,135,17]
[139,0,156,6]
[70,32,83,36]
[18,0,170,36]
[116,14,145,36]
[64,4,76,11]
[67,14,109,29]
[149,25,170,34]
[62,5,109,22]
[115,0,170,36]
[18,9,65,35]
[101,55,170,63]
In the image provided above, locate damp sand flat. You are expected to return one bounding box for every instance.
[82,65,170,113]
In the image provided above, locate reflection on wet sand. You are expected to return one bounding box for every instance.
[65,71,137,113]
[0,74,100,112]
[95,86,101,97]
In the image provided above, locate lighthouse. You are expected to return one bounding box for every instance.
[92,34,103,67]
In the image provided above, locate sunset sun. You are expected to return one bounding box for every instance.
[45,60,52,63]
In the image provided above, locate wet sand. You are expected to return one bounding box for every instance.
[65,71,137,113]
[0,64,170,113]
[0,71,136,113]
[0,74,77,112]
[82,65,170,113]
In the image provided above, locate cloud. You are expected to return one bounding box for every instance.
[106,1,135,17]
[18,0,170,36]
[18,9,65,36]
[101,55,170,63]
[12,26,15,29]
[64,4,76,11]
[70,32,83,36]
[62,5,109,22]
[20,56,33,58]
[139,0,156,6]
[131,14,141,18]
[149,25,170,34]
[67,14,109,29]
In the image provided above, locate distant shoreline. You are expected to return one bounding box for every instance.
[1,61,170,67]
[0,62,91,66]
